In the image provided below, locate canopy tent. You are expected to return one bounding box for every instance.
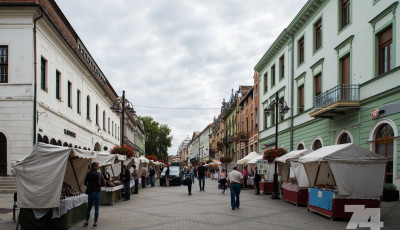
[275,149,311,187]
[237,152,260,164]
[138,156,149,164]
[93,152,117,167]
[248,154,263,164]
[114,154,127,163]
[298,143,387,199]
[209,160,220,167]
[12,143,94,209]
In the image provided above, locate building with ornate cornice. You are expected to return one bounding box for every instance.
[222,89,238,162]
[0,0,134,175]
[256,0,400,187]
[177,136,191,166]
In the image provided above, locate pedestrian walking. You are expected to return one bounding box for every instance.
[132,164,139,194]
[121,165,131,201]
[254,166,261,195]
[227,166,244,210]
[165,166,170,187]
[84,162,101,228]
[243,166,248,190]
[190,167,195,184]
[184,166,192,195]
[140,166,148,188]
[219,169,227,194]
[197,162,206,191]
[149,166,156,187]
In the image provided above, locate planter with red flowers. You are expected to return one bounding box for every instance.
[263,147,287,163]
[110,145,135,158]
[146,155,158,161]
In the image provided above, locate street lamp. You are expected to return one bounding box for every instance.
[110,90,136,174]
[264,91,290,199]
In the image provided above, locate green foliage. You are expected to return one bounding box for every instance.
[383,183,398,191]
[139,116,173,161]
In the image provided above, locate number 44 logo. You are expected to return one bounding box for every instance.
[345,205,384,230]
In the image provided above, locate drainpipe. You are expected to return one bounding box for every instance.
[290,34,295,151]
[33,9,44,145]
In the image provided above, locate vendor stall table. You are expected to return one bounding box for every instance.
[19,195,88,230]
[259,181,273,194]
[281,183,308,206]
[307,188,381,219]
[100,180,135,205]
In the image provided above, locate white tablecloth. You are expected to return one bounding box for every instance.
[101,180,135,192]
[32,194,88,219]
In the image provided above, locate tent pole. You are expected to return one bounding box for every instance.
[69,159,82,192]
[314,163,322,187]
[110,166,115,177]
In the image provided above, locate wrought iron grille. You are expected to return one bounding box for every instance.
[314,84,360,110]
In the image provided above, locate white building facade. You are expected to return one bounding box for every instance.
[0,1,122,175]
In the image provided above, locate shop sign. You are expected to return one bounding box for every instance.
[64,129,76,138]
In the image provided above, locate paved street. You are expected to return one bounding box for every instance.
[0,179,399,230]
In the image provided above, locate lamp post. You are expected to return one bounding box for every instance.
[264,92,290,199]
[110,90,136,174]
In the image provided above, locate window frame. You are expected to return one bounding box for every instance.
[378,25,393,75]
[67,81,72,108]
[55,70,61,100]
[340,0,351,30]
[314,18,323,53]
[271,65,276,88]
[86,95,91,120]
[40,57,47,91]
[279,55,285,81]
[0,46,8,83]
[298,36,305,66]
[77,89,81,114]
[298,85,304,114]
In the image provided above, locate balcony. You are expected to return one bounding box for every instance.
[236,132,248,143]
[217,141,224,150]
[310,84,360,118]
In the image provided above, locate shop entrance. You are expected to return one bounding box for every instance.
[375,124,394,183]
[0,132,7,176]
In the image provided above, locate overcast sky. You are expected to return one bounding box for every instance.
[55,0,307,156]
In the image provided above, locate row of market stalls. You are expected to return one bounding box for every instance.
[12,143,165,229]
[235,143,387,219]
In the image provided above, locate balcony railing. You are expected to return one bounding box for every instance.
[314,84,360,110]
[237,132,248,142]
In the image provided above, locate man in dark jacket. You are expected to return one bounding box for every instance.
[132,164,139,194]
[149,166,156,187]
[84,162,101,228]
[254,166,261,195]
[121,165,131,201]
[197,162,206,191]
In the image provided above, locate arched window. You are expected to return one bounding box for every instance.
[63,142,68,147]
[95,104,99,125]
[83,147,87,150]
[0,132,7,176]
[68,143,72,147]
[375,124,394,183]
[37,134,43,143]
[57,140,62,146]
[50,138,57,145]
[86,96,91,119]
[338,133,352,144]
[94,143,101,151]
[297,143,305,150]
[43,136,49,144]
[312,139,322,150]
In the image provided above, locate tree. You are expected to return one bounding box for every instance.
[139,116,173,160]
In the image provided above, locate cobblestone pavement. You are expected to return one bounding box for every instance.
[0,179,399,229]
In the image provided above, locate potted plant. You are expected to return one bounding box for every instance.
[263,147,287,163]
[146,155,158,161]
[382,183,399,201]
[110,145,135,158]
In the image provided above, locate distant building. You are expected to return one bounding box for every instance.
[177,136,191,166]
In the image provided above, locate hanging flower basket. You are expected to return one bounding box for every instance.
[220,156,233,163]
[110,145,135,158]
[263,147,287,163]
[206,160,212,164]
[146,155,158,161]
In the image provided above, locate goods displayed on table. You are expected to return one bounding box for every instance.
[61,182,81,199]
[314,185,337,193]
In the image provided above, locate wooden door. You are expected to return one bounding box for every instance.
[0,133,7,176]
[341,54,350,100]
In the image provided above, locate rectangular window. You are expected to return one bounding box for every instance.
[298,37,304,65]
[255,108,258,127]
[315,19,322,51]
[341,0,350,29]
[279,55,284,80]
[315,73,322,96]
[271,104,275,126]
[378,26,392,75]
[341,54,351,99]
[271,65,276,87]
[251,113,253,132]
[67,81,72,108]
[279,97,285,122]
[77,89,81,114]
[0,46,8,83]
[298,85,304,113]
[112,121,114,136]
[40,57,47,90]
[264,110,268,129]
[103,111,106,130]
[56,70,61,100]
[108,118,110,134]
[246,117,248,133]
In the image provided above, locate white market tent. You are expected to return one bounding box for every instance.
[237,152,260,164]
[93,152,117,167]
[298,143,387,199]
[275,149,311,187]
[248,154,263,164]
[12,143,95,209]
